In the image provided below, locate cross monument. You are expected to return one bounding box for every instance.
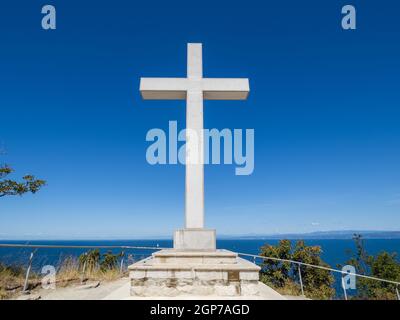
[140,43,249,250]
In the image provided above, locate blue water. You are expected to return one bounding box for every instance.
[1,239,399,297]
[1,238,399,268]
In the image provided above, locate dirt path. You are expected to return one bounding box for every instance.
[15,278,130,300]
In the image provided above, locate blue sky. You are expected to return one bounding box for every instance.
[0,0,399,239]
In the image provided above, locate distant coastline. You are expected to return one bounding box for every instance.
[218,230,400,240]
[1,230,400,241]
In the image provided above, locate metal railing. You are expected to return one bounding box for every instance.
[0,243,164,293]
[1,243,399,300]
[0,244,169,250]
[237,252,400,300]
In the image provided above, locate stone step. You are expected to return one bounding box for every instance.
[129,257,260,280]
[151,249,238,265]
[129,257,259,272]
[128,256,261,297]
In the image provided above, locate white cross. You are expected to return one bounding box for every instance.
[140,43,249,229]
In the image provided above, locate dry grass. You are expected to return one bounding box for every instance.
[0,264,33,299]
[60,256,123,279]
[264,279,303,297]
[0,257,125,299]
[54,257,81,287]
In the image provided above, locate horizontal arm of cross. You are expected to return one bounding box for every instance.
[140,78,187,100]
[140,78,249,100]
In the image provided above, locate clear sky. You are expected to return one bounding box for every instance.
[0,0,399,239]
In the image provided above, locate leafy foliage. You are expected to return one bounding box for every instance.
[0,165,45,198]
[79,249,101,273]
[259,239,292,288]
[260,240,335,299]
[100,251,124,271]
[79,250,124,273]
[342,234,400,300]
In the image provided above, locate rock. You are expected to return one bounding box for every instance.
[77,281,100,290]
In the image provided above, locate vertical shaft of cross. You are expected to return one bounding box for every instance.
[187,43,202,80]
[139,43,250,239]
[185,43,204,228]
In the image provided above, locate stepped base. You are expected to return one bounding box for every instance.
[128,249,261,297]
[153,249,237,264]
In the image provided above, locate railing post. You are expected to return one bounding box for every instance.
[120,255,125,274]
[341,276,348,300]
[298,263,305,296]
[253,256,256,264]
[396,286,400,300]
[80,255,87,284]
[23,251,35,292]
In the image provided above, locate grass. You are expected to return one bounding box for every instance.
[56,257,123,286]
[260,275,336,300]
[0,264,28,299]
[261,278,303,297]
[0,256,126,300]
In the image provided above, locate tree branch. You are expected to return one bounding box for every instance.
[0,165,46,198]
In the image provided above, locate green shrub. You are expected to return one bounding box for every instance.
[342,234,400,300]
[260,240,335,299]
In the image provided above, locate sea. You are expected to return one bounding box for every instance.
[1,239,399,298]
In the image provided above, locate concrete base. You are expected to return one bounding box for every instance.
[152,249,237,264]
[128,249,262,297]
[104,281,286,300]
[173,229,216,250]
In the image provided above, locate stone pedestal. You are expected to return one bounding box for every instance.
[128,249,261,297]
[173,229,216,251]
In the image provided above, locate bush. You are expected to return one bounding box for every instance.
[100,251,124,272]
[342,234,400,300]
[78,250,124,274]
[79,249,101,273]
[260,240,335,299]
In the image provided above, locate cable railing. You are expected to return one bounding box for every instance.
[0,243,163,293]
[0,243,399,300]
[236,252,400,300]
[0,244,169,250]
